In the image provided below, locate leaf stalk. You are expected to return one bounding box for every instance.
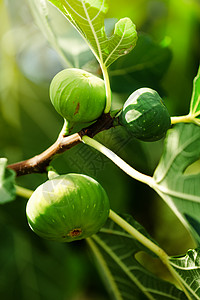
[109,210,192,300]
[171,114,200,125]
[101,64,112,113]
[15,185,33,198]
[81,135,154,187]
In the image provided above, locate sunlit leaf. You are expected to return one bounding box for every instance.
[47,0,137,67]
[153,123,200,244]
[189,66,200,119]
[89,215,187,300]
[0,158,16,204]
[169,248,200,299]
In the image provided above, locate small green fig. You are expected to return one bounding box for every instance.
[119,88,171,141]
[49,68,106,130]
[26,173,110,242]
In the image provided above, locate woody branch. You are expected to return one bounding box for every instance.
[8,113,114,176]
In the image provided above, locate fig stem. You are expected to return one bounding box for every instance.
[15,185,33,198]
[109,210,192,299]
[47,166,59,180]
[101,64,112,114]
[171,114,200,126]
[58,119,71,137]
[171,114,194,124]
[81,135,154,187]
[108,209,167,258]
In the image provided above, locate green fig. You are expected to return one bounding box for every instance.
[26,173,110,242]
[49,68,106,130]
[119,88,171,141]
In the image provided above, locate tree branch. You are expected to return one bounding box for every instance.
[8,113,114,176]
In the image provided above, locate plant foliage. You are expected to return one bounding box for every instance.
[47,0,137,67]
[0,158,16,204]
[90,215,187,300]
[1,0,200,299]
[153,123,200,245]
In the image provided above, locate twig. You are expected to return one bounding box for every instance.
[7,113,114,176]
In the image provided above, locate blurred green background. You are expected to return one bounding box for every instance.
[0,0,200,299]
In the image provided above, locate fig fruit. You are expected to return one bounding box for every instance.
[119,88,171,141]
[26,173,110,242]
[49,68,106,130]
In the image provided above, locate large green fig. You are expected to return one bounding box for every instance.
[49,68,106,129]
[119,88,171,141]
[26,173,110,242]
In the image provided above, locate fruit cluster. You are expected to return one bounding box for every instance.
[26,69,171,242]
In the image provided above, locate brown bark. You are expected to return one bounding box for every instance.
[8,113,114,176]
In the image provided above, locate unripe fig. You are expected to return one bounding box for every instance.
[49,68,106,129]
[26,173,110,242]
[119,88,171,141]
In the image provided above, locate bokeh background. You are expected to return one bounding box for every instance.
[0,0,200,299]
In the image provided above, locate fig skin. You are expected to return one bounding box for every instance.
[119,88,171,141]
[26,173,110,242]
[49,68,106,125]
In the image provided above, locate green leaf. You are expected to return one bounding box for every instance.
[89,215,187,300]
[169,248,200,299]
[47,0,137,67]
[189,66,200,119]
[103,17,137,67]
[0,158,16,204]
[153,123,200,244]
[109,34,172,93]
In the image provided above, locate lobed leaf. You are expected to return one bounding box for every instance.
[189,66,200,119]
[0,158,16,204]
[89,214,187,300]
[169,248,200,299]
[153,123,200,244]
[103,17,137,67]
[47,0,137,67]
